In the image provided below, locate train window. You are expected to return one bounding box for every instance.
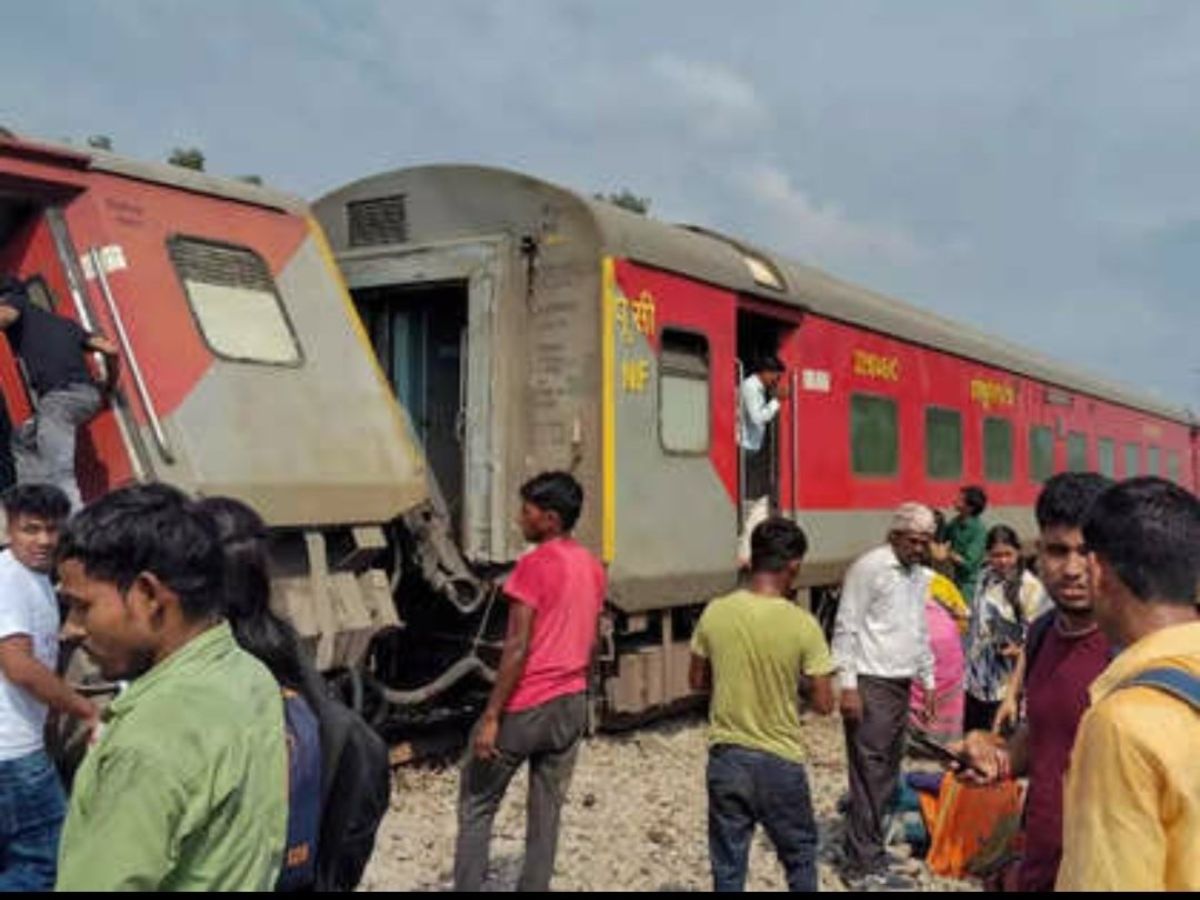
[1147,445,1160,477]
[169,237,302,366]
[1029,425,1055,483]
[925,407,962,480]
[983,417,1013,482]
[659,329,709,454]
[1067,432,1088,471]
[851,394,898,477]
[1124,442,1140,476]
[1167,451,1180,483]
[1097,438,1116,478]
[23,276,57,312]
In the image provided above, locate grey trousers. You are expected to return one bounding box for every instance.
[454,692,588,892]
[13,382,101,512]
[841,675,911,874]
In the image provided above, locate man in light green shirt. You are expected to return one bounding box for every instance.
[690,517,835,892]
[53,484,287,891]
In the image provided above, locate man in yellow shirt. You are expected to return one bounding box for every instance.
[1057,477,1200,892]
[690,517,835,892]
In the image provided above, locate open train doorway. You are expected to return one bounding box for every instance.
[355,281,469,537]
[736,307,800,534]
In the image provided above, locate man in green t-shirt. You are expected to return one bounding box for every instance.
[690,517,835,892]
[944,485,988,600]
[54,484,288,891]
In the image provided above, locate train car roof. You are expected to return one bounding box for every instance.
[348,163,1189,426]
[0,132,308,215]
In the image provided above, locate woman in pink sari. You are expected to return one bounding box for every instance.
[910,574,966,743]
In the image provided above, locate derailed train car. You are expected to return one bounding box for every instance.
[0,133,427,678]
[316,164,1196,722]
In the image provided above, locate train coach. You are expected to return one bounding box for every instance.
[0,133,428,678]
[316,164,1197,722]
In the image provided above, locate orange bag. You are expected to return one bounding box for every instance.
[917,773,1024,880]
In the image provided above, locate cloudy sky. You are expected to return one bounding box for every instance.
[3,1,1197,408]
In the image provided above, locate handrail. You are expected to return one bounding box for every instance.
[87,248,175,464]
[46,210,152,481]
[791,368,800,519]
[735,359,746,530]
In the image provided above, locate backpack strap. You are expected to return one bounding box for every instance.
[277,689,323,892]
[1118,667,1200,711]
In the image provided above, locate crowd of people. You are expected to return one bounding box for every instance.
[0,459,1195,893]
[0,265,1194,893]
[0,481,389,891]
[695,476,1198,893]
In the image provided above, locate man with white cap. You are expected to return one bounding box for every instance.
[832,502,937,888]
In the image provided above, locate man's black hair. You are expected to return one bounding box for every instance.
[520,471,584,532]
[960,485,988,518]
[58,483,225,621]
[750,517,809,573]
[1035,472,1112,531]
[1083,477,1200,607]
[755,355,786,374]
[3,483,70,522]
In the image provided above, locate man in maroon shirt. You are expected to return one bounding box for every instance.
[958,472,1113,892]
[454,471,606,892]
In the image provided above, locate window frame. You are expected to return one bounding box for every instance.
[1124,442,1141,477]
[982,416,1014,483]
[850,392,900,478]
[1097,437,1116,479]
[22,275,59,313]
[1166,450,1181,484]
[924,405,963,481]
[1066,432,1089,472]
[167,234,305,368]
[657,326,712,457]
[1029,424,1055,484]
[1147,445,1161,477]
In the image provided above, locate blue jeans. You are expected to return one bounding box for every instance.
[0,750,67,891]
[707,744,819,892]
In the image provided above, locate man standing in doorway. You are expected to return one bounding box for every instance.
[1056,477,1200,891]
[0,276,119,512]
[454,472,606,892]
[0,484,95,890]
[833,502,937,889]
[737,356,787,566]
[690,517,835,891]
[956,472,1113,891]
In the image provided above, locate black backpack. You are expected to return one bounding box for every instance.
[306,686,391,892]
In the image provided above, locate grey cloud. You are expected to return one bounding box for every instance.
[0,0,1196,407]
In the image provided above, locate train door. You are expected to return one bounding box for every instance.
[735,303,803,527]
[356,282,468,531]
[0,181,144,501]
[344,238,505,561]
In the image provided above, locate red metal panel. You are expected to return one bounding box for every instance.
[61,173,309,421]
[613,260,739,502]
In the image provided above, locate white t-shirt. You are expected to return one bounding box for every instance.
[0,549,61,760]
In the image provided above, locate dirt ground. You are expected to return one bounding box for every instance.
[359,711,978,892]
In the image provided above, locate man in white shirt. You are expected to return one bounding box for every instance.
[737,357,787,565]
[0,484,95,890]
[833,502,937,888]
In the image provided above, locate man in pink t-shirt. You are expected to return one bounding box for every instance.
[454,471,605,892]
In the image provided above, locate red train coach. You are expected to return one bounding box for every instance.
[316,164,1195,722]
[0,133,428,676]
